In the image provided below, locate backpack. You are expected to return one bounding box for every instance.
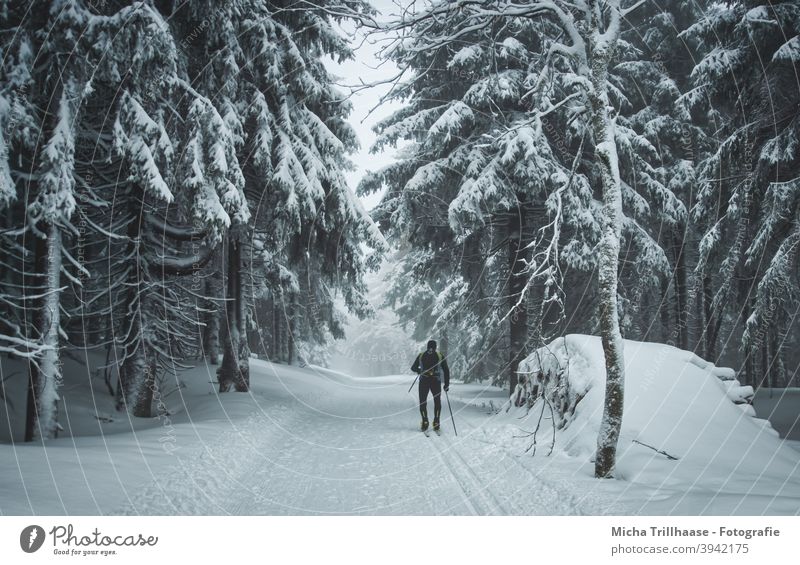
[418,351,444,381]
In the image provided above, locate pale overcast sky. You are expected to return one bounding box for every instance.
[325,0,408,211]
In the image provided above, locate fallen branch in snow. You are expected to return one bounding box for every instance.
[632,439,679,461]
[514,393,556,457]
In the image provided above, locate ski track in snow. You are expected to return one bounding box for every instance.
[433,417,620,516]
[426,432,506,515]
[119,369,608,515]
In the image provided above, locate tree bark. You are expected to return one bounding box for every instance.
[771,329,785,388]
[278,301,291,364]
[762,333,770,391]
[660,278,671,341]
[133,357,157,418]
[739,273,753,387]
[702,274,714,359]
[778,341,787,387]
[218,233,250,392]
[674,228,688,350]
[116,208,154,416]
[589,9,625,478]
[286,302,295,365]
[593,129,625,479]
[25,224,63,441]
[508,204,529,397]
[117,294,156,418]
[24,360,37,442]
[203,267,221,365]
[271,296,280,362]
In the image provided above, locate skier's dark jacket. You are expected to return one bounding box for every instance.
[411,341,450,388]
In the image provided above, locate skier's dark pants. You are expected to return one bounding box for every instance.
[418,376,442,423]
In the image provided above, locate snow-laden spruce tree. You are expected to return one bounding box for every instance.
[611,0,707,347]
[0,4,42,368]
[683,1,800,386]
[369,0,682,477]
[2,0,384,431]
[166,0,253,391]
[77,2,249,415]
[0,1,250,419]
[0,0,90,439]
[361,6,573,389]
[172,0,383,380]
[247,0,385,368]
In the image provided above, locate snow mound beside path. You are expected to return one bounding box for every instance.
[515,336,799,495]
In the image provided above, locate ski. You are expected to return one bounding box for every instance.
[422,429,430,437]
[434,429,441,436]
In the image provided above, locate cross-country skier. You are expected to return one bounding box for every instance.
[411,340,450,432]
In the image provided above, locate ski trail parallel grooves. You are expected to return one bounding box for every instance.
[426,434,502,515]
[499,446,589,515]
[440,433,508,514]
[423,434,479,515]
[468,433,590,515]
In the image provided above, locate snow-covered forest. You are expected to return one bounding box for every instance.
[1,0,387,437]
[365,0,800,391]
[357,0,800,477]
[1,0,799,515]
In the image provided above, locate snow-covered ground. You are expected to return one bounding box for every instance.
[514,336,800,514]
[1,337,799,515]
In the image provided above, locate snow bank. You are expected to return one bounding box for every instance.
[514,336,799,493]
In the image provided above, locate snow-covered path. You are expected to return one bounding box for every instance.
[118,362,615,515]
[5,352,797,516]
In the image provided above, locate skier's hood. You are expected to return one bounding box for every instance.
[427,340,437,352]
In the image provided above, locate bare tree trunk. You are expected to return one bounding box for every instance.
[660,278,671,341]
[588,10,625,478]
[702,274,714,359]
[674,228,688,350]
[278,302,290,364]
[25,224,63,441]
[133,357,157,418]
[464,233,486,381]
[24,361,37,442]
[762,333,770,391]
[508,205,529,397]
[203,266,221,365]
[24,233,45,443]
[286,302,295,365]
[218,233,250,391]
[772,330,792,387]
[772,329,785,388]
[116,210,154,416]
[117,293,155,417]
[739,274,753,387]
[593,140,625,478]
[271,296,280,361]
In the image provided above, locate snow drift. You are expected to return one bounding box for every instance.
[513,335,799,512]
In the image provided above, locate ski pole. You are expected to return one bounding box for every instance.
[408,374,419,393]
[445,388,457,436]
